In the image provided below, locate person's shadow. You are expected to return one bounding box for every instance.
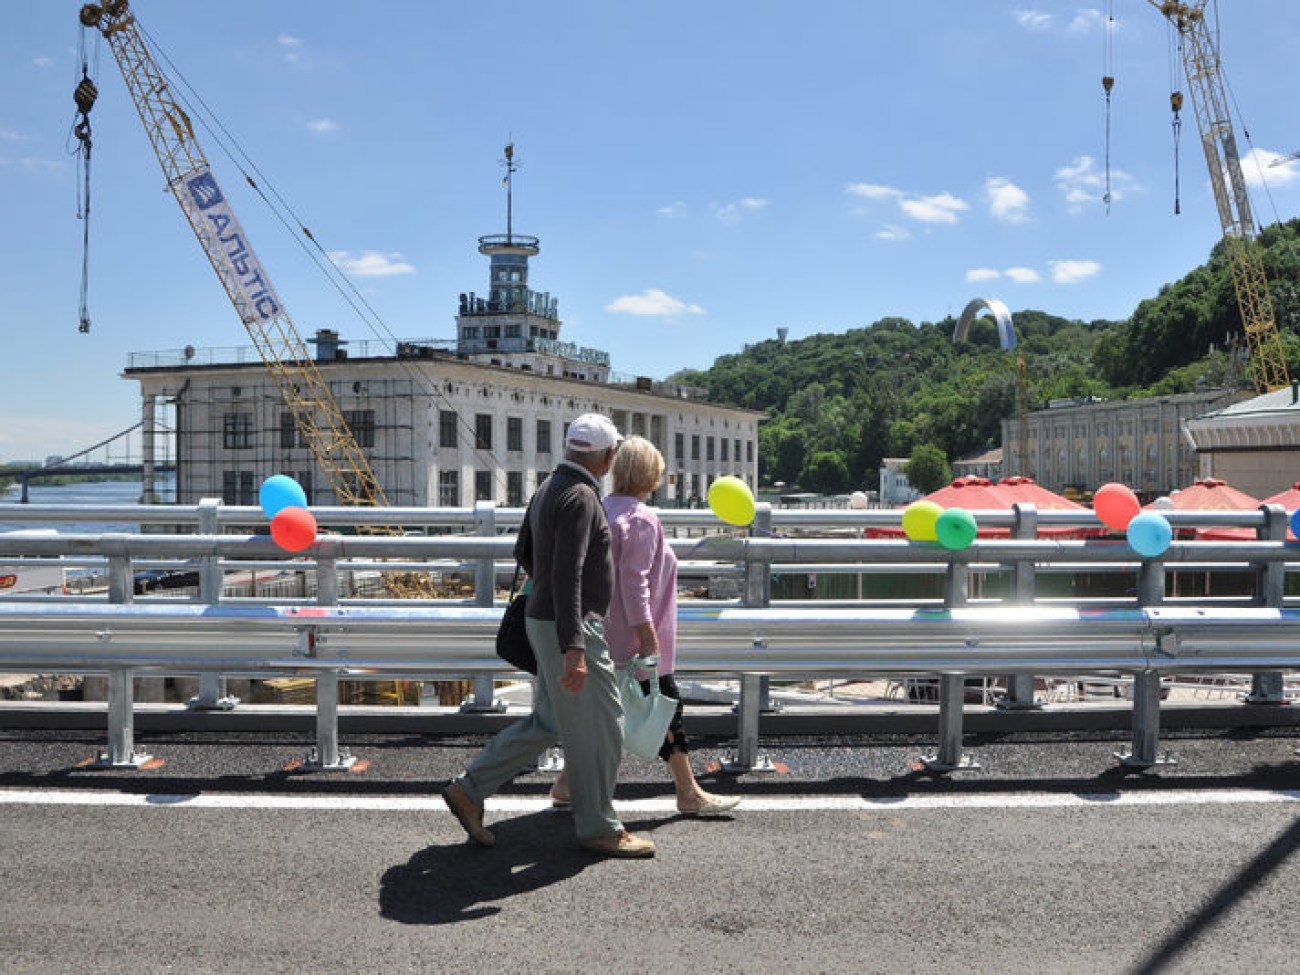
[379,810,595,924]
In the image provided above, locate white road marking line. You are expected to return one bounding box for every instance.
[1,788,1299,812]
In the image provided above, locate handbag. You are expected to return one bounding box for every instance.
[617,656,676,760]
[495,564,537,674]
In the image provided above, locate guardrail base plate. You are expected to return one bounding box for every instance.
[917,754,981,774]
[1112,750,1177,769]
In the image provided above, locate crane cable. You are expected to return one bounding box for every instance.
[71,30,99,334]
[1167,21,1183,215]
[1101,0,1115,214]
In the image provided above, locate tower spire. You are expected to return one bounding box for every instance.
[500,142,519,242]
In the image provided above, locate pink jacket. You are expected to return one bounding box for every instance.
[601,494,678,674]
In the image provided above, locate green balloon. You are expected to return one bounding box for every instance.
[934,507,978,550]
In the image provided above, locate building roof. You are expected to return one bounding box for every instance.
[1188,383,1300,422]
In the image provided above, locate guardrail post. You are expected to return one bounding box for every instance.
[89,666,154,768]
[725,505,777,773]
[999,502,1041,711]
[1116,557,1174,768]
[462,501,507,714]
[1246,504,1288,705]
[188,498,237,712]
[921,555,980,772]
[302,543,356,771]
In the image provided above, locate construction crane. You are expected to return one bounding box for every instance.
[1149,0,1290,393]
[78,0,389,508]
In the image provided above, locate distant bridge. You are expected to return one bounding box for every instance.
[3,420,175,503]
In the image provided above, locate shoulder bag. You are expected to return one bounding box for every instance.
[495,564,537,674]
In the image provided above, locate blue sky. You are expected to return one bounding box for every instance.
[2,1,1299,463]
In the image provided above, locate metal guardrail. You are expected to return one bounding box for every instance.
[1,499,1297,773]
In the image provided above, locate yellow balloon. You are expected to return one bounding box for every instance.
[708,476,756,526]
[901,500,942,541]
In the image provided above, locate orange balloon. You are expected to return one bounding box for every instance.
[271,506,317,551]
[1093,482,1140,531]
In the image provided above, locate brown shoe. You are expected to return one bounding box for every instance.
[579,830,656,858]
[441,781,495,847]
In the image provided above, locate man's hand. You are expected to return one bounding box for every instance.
[560,647,588,694]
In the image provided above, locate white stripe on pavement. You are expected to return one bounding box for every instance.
[2,788,1299,812]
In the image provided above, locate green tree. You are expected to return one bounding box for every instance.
[905,444,951,494]
[800,450,850,493]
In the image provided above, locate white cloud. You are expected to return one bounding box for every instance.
[605,289,704,318]
[1014,9,1053,31]
[328,250,415,277]
[32,57,54,69]
[845,182,903,200]
[1005,266,1041,284]
[306,118,338,135]
[985,176,1031,223]
[0,128,20,142]
[876,224,910,241]
[1055,154,1137,213]
[899,192,969,224]
[1068,10,1107,34]
[966,268,1001,283]
[278,34,307,66]
[1242,147,1300,189]
[711,197,769,225]
[656,201,687,217]
[1050,259,1101,284]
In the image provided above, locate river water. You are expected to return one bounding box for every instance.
[0,477,178,534]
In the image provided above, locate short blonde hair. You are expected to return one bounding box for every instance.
[611,435,664,497]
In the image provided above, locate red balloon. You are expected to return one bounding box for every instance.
[1093,482,1140,531]
[271,506,317,551]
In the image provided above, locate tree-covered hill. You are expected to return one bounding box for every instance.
[672,218,1300,493]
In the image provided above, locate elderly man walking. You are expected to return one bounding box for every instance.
[441,413,655,858]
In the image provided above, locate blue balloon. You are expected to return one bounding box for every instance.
[1290,508,1300,541]
[259,475,307,519]
[1127,512,1172,558]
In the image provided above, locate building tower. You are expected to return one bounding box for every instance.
[455,143,610,382]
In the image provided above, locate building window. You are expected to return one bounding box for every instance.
[747,440,754,463]
[475,414,493,450]
[675,433,684,463]
[343,410,375,449]
[537,419,552,455]
[296,471,314,505]
[222,413,254,450]
[439,470,459,506]
[691,435,700,461]
[439,411,457,449]
[475,470,492,501]
[279,413,302,450]
[706,437,715,462]
[721,438,729,462]
[734,439,741,465]
[222,470,255,505]
[507,471,523,507]
[507,416,523,452]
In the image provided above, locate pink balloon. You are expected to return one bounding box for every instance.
[1093,482,1140,531]
[271,506,317,552]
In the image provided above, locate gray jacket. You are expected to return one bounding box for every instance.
[516,460,613,653]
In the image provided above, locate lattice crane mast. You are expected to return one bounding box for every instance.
[1149,0,1290,393]
[78,0,390,508]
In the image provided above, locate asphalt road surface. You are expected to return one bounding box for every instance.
[2,727,1300,974]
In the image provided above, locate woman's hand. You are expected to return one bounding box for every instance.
[633,622,659,657]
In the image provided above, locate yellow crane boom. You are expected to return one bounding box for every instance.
[79,0,390,506]
[1150,0,1290,392]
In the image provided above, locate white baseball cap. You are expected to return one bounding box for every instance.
[565,413,623,452]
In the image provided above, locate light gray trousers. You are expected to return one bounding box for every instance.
[455,617,625,842]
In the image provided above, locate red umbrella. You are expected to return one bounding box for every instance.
[996,476,1102,539]
[1145,478,1263,540]
[868,476,1089,538]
